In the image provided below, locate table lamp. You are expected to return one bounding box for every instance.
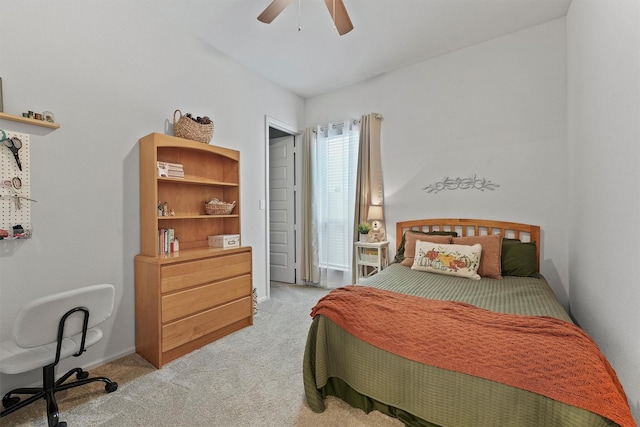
[367,205,385,242]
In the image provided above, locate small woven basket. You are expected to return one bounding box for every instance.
[204,199,236,215]
[173,109,214,144]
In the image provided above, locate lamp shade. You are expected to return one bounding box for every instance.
[367,205,383,221]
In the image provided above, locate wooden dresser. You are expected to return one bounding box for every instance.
[134,133,253,368]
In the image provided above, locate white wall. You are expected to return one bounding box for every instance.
[567,0,640,421]
[305,19,570,305]
[0,1,302,393]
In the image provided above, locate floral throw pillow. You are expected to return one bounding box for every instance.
[400,232,453,267]
[411,241,482,280]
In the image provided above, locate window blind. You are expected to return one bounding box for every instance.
[315,122,359,271]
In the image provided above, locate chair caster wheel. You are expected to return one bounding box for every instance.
[76,370,89,380]
[2,396,20,409]
[58,422,68,427]
[105,382,118,393]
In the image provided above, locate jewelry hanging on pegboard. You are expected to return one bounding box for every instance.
[1,129,34,239]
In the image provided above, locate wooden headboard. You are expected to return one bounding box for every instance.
[396,218,541,271]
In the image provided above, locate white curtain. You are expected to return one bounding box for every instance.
[307,119,360,287]
[300,129,319,284]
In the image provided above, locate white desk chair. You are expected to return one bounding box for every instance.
[0,284,118,427]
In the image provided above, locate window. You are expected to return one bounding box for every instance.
[313,121,360,271]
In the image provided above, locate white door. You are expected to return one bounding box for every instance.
[269,136,296,283]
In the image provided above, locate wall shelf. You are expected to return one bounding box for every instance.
[0,112,60,131]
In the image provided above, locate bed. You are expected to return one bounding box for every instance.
[303,218,636,427]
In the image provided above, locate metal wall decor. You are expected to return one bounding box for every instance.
[423,174,500,194]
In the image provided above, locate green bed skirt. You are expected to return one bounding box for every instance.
[322,377,440,427]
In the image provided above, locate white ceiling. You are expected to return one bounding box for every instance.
[137,0,572,98]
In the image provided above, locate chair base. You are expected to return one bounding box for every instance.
[0,364,118,427]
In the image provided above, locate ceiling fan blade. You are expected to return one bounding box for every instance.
[257,0,293,23]
[323,0,354,35]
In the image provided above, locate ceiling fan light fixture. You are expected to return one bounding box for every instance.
[257,0,353,35]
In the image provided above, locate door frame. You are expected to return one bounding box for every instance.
[264,116,301,300]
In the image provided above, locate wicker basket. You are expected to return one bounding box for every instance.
[204,199,236,215]
[173,109,214,144]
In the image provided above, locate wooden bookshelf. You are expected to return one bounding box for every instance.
[134,132,252,368]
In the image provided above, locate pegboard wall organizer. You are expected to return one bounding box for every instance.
[1,130,34,240]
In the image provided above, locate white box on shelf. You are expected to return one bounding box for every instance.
[208,234,240,248]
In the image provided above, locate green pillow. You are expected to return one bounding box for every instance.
[502,238,521,245]
[394,230,458,264]
[501,241,538,277]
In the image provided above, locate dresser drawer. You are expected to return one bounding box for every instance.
[161,274,251,323]
[161,296,252,352]
[161,251,251,293]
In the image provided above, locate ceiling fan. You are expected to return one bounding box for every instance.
[257,0,354,35]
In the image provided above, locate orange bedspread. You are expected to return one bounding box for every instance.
[311,286,636,427]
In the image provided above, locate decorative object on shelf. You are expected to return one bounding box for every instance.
[208,234,240,248]
[357,223,371,242]
[173,109,213,144]
[42,111,55,123]
[422,174,500,194]
[204,198,236,215]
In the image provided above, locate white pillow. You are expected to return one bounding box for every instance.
[411,241,482,280]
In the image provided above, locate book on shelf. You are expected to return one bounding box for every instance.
[157,161,184,179]
[158,228,177,255]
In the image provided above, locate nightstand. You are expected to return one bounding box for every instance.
[355,241,389,283]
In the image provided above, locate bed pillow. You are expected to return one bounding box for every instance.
[452,234,503,279]
[394,230,458,264]
[502,238,521,247]
[411,241,482,280]
[400,232,453,266]
[501,241,538,277]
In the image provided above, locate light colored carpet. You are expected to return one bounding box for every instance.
[2,282,403,426]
